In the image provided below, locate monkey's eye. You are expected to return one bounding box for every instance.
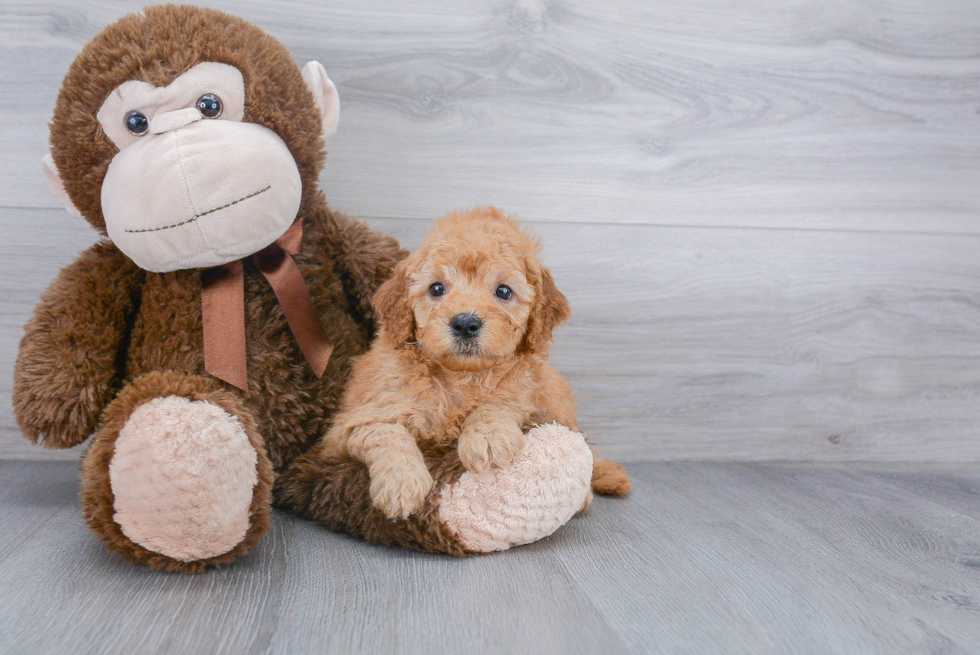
[495,285,513,300]
[429,282,446,297]
[124,111,149,136]
[196,93,222,119]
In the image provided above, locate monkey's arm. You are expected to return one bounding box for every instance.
[13,240,143,448]
[326,210,408,331]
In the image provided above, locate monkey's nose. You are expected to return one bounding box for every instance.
[149,108,203,135]
[450,313,482,340]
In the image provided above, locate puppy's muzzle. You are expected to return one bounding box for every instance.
[450,313,482,342]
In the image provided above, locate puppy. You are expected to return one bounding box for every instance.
[322,206,631,518]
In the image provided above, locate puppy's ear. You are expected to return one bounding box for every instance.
[372,260,415,345]
[523,266,571,353]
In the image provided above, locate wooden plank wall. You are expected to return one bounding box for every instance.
[1,1,978,462]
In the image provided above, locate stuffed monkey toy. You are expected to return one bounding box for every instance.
[13,5,599,572]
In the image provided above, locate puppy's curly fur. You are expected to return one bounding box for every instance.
[322,207,631,518]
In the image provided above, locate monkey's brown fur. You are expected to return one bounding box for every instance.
[13,5,411,571]
[277,440,475,557]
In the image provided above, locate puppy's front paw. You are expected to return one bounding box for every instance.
[458,421,525,473]
[369,458,434,519]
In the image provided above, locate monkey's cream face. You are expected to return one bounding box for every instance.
[408,247,535,371]
[95,62,302,272]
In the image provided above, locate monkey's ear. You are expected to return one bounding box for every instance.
[301,61,340,139]
[42,153,83,219]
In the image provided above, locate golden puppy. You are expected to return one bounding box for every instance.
[322,206,631,518]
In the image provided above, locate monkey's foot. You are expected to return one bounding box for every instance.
[81,372,273,572]
[437,423,593,552]
[109,397,257,561]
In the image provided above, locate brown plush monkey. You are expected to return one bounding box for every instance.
[14,5,599,572]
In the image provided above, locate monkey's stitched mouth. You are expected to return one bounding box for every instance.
[124,185,272,233]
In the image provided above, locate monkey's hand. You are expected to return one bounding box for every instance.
[13,241,142,448]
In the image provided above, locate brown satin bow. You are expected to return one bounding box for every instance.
[200,220,333,390]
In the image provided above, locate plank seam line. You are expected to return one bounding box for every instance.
[7,206,980,239]
[356,214,980,239]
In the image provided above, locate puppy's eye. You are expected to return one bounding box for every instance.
[495,285,513,300]
[429,282,446,297]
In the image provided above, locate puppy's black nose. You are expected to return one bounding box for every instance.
[450,313,482,340]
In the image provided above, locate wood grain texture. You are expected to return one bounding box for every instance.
[4,210,978,462]
[1,1,979,232]
[1,1,979,462]
[554,462,980,654]
[1,460,978,654]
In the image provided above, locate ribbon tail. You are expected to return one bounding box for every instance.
[255,244,333,377]
[201,261,249,390]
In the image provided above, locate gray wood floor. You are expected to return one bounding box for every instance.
[1,460,978,655]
